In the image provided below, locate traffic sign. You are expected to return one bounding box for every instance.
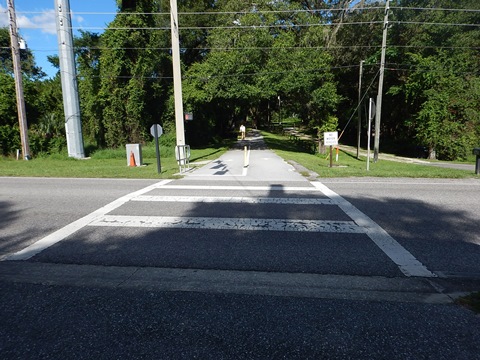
[324,131,338,146]
[150,124,163,138]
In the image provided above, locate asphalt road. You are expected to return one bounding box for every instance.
[1,144,480,359]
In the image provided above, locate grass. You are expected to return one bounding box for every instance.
[0,143,230,179]
[0,131,477,179]
[261,130,477,179]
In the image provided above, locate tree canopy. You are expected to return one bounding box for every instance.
[0,0,478,160]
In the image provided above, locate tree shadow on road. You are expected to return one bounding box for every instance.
[18,183,480,283]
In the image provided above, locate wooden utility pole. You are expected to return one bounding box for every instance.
[374,0,390,162]
[7,0,30,160]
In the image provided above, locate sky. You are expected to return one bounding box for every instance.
[0,0,117,78]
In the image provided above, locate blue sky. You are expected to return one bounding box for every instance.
[0,0,117,78]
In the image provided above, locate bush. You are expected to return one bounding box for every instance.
[0,125,20,156]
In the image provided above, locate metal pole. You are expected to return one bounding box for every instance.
[374,0,389,163]
[7,0,30,160]
[170,0,185,147]
[154,126,161,174]
[55,0,85,158]
[357,60,364,159]
[367,98,375,171]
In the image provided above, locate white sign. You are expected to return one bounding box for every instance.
[324,131,338,146]
[150,124,163,138]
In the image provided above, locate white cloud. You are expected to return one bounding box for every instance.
[0,5,9,27]
[75,15,84,24]
[28,9,57,35]
[0,6,57,35]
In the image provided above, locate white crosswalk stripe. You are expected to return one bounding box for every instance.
[132,195,335,205]
[89,215,363,233]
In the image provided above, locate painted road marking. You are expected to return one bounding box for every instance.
[311,182,436,278]
[132,195,334,205]
[3,180,436,278]
[88,215,362,233]
[3,180,173,261]
[153,185,320,192]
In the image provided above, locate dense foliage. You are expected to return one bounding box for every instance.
[0,0,478,160]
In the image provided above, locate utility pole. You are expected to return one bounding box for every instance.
[55,0,85,159]
[357,60,364,159]
[374,0,389,162]
[7,0,30,160]
[170,0,185,147]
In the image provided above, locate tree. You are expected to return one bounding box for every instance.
[0,27,49,155]
[0,27,45,79]
[99,0,169,147]
[404,53,480,160]
[390,0,480,159]
[183,0,341,140]
[75,31,104,146]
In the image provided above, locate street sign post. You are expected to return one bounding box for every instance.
[324,131,338,168]
[150,124,163,174]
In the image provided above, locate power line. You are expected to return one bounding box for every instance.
[6,44,479,52]
[17,20,384,32]
[390,6,480,13]
[15,6,480,17]
[339,69,381,141]
[84,64,363,81]
[392,21,480,27]
[14,7,385,17]
[15,18,480,32]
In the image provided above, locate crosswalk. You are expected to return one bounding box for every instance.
[5,178,436,278]
[96,180,434,277]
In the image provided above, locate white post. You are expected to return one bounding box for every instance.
[170,0,185,147]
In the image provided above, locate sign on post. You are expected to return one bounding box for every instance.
[150,124,163,174]
[150,124,163,138]
[324,131,338,168]
[323,131,338,146]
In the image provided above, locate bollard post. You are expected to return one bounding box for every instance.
[329,146,333,168]
[474,148,480,175]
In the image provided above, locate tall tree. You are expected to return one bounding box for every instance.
[389,0,480,159]
[99,0,169,147]
[75,31,104,146]
[183,0,341,140]
[0,27,45,79]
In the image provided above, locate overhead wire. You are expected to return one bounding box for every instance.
[338,69,380,141]
[13,7,384,17]
[7,4,480,81]
[14,6,480,17]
